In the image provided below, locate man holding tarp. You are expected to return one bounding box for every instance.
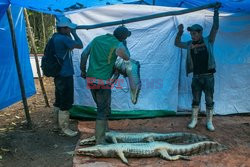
[52,16,83,136]
[175,3,221,131]
[80,26,131,144]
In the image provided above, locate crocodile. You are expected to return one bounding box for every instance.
[77,141,225,165]
[111,58,141,104]
[79,131,210,145]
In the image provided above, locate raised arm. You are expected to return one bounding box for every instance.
[209,2,221,43]
[115,42,130,61]
[175,24,188,49]
[80,43,91,78]
[71,29,83,49]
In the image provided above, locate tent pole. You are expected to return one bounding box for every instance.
[6,6,32,128]
[152,0,156,5]
[77,2,217,30]
[24,9,50,107]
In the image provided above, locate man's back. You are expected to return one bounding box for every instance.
[53,33,76,76]
[87,34,120,80]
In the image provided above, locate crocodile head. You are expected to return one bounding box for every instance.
[127,59,141,104]
[77,146,103,157]
[79,136,96,145]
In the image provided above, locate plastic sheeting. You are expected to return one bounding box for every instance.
[70,4,250,115]
[0,0,9,20]
[0,6,36,110]
[10,0,137,15]
[6,0,250,15]
[140,0,250,13]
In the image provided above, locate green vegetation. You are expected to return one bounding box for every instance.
[26,10,55,54]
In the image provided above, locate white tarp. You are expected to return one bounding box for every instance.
[69,4,250,115]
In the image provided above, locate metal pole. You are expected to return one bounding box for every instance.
[6,6,32,128]
[152,0,156,5]
[77,2,218,30]
[24,9,50,107]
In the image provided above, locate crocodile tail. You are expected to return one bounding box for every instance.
[185,141,226,156]
[162,132,211,144]
[202,142,227,155]
[183,133,212,144]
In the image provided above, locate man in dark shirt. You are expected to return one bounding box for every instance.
[174,3,221,131]
[190,39,216,75]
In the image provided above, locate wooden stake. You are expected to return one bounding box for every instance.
[24,9,50,107]
[7,7,32,128]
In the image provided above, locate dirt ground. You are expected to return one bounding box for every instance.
[0,78,79,167]
[1,78,250,167]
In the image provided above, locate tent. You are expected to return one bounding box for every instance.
[1,0,250,118]
[0,0,136,110]
[70,3,250,118]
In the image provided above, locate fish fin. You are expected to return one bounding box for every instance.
[158,149,190,161]
[116,150,129,165]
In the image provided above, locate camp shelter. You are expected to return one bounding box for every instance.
[0,0,137,110]
[0,0,250,119]
[70,2,250,119]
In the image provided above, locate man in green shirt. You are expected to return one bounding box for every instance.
[80,26,131,144]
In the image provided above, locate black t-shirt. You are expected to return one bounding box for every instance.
[191,40,215,75]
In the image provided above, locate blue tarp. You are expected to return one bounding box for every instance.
[140,0,250,13]
[0,5,36,109]
[10,0,137,15]
[9,0,250,14]
[0,0,9,20]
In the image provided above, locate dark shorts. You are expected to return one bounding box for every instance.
[54,76,74,110]
[191,73,214,109]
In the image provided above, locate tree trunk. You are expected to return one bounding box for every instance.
[41,13,46,49]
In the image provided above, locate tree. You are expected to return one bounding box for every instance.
[26,10,55,54]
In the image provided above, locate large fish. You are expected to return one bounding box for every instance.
[111,58,141,104]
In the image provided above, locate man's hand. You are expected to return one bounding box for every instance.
[213,2,221,18]
[71,28,77,34]
[81,71,87,79]
[123,40,127,47]
[80,64,87,79]
[178,24,184,32]
[214,2,221,11]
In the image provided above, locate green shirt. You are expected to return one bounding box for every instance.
[87,34,120,80]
